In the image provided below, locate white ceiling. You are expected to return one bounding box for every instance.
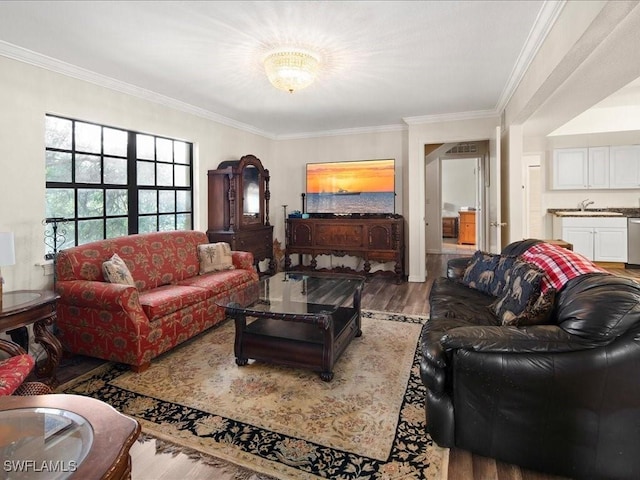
[0,1,555,139]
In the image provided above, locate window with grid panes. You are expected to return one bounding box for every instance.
[45,115,193,256]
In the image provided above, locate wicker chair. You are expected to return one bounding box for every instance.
[0,339,52,395]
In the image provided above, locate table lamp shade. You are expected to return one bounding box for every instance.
[0,232,16,266]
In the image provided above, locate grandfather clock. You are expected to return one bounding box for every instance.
[207,154,274,275]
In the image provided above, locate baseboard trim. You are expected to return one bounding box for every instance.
[595,261,625,269]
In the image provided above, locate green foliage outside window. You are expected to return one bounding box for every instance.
[45,115,193,256]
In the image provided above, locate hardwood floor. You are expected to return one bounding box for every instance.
[54,253,640,480]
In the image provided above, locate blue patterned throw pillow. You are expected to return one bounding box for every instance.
[502,288,557,327]
[462,251,516,297]
[490,259,546,325]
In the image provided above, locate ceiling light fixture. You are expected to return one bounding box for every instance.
[263,48,320,94]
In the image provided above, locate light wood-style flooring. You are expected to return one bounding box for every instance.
[58,253,640,480]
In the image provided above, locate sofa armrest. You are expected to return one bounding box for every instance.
[447,256,472,281]
[56,280,149,335]
[0,338,27,357]
[441,325,592,354]
[232,251,255,270]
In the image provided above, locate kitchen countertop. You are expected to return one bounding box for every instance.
[548,208,640,217]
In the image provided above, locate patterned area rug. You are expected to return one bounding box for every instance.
[61,310,446,479]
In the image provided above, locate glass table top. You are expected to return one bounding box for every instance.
[0,407,94,479]
[226,271,364,316]
[1,292,42,310]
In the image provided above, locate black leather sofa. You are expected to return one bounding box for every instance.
[420,240,640,480]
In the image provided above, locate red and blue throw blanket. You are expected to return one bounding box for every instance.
[521,242,607,293]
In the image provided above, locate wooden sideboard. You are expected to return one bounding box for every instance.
[442,217,458,238]
[284,216,405,283]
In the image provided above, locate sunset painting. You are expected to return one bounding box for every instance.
[306,159,395,194]
[306,159,395,214]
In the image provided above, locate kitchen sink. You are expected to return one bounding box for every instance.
[554,211,624,216]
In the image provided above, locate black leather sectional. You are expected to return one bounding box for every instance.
[420,239,640,480]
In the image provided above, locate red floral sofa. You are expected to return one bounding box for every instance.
[55,231,259,371]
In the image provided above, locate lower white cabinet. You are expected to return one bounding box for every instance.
[552,216,628,262]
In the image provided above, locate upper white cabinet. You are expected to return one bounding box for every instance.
[552,148,588,189]
[609,145,640,189]
[588,146,610,189]
[552,145,640,190]
[552,147,609,189]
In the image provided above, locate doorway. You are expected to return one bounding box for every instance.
[424,141,490,256]
[441,157,479,254]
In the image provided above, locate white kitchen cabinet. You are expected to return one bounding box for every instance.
[588,146,610,189]
[553,216,627,262]
[552,147,609,189]
[552,148,587,189]
[610,145,640,189]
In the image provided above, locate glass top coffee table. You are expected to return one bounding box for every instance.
[222,271,364,381]
[0,394,140,480]
[0,407,92,480]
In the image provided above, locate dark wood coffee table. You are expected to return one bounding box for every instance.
[223,272,364,381]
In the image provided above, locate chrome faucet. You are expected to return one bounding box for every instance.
[579,199,595,211]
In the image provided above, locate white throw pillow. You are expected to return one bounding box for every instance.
[198,242,235,274]
[102,253,136,286]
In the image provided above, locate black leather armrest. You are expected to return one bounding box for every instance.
[446,256,472,281]
[441,325,592,353]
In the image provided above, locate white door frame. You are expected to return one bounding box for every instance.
[487,126,502,253]
[426,148,488,254]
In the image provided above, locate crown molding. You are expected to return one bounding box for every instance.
[0,40,275,140]
[0,0,562,143]
[275,123,407,141]
[495,0,566,113]
[403,109,498,126]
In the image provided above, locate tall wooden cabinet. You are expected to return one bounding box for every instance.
[207,155,274,274]
[458,211,476,245]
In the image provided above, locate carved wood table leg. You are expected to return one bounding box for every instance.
[320,371,334,382]
[0,290,61,389]
[33,312,63,387]
[320,313,335,382]
[231,306,249,366]
[353,283,363,337]
[363,260,371,276]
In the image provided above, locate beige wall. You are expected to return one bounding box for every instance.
[0,55,272,290]
[0,54,410,289]
[271,130,407,246]
[441,158,477,212]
